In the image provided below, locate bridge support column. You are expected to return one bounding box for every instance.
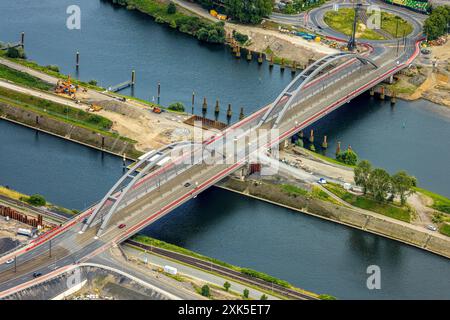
[20,32,25,48]
[76,51,80,70]
[380,86,385,100]
[322,135,328,149]
[258,52,263,64]
[280,58,285,72]
[291,61,297,74]
[269,55,274,69]
[336,141,341,157]
[239,107,245,120]
[247,50,252,61]
[236,46,241,58]
[370,88,375,96]
[389,74,394,84]
[309,129,314,144]
[391,91,397,105]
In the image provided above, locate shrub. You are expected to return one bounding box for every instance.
[167,2,177,14]
[168,102,185,112]
[243,288,249,299]
[336,148,358,166]
[6,47,26,59]
[46,65,60,73]
[201,285,210,297]
[232,31,249,45]
[27,194,46,206]
[88,79,98,86]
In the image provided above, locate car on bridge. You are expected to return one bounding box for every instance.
[118,224,126,229]
[32,272,42,278]
[5,258,15,265]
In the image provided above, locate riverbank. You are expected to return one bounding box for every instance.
[0,56,207,155]
[217,177,450,259]
[389,41,450,108]
[109,0,336,67]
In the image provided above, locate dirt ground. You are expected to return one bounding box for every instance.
[395,41,450,107]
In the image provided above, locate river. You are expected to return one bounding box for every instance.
[0,0,449,299]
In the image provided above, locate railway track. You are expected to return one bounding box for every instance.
[124,239,318,300]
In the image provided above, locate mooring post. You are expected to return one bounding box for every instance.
[191,91,195,115]
[131,70,136,86]
[101,136,105,149]
[322,135,328,149]
[122,153,127,168]
[227,103,232,119]
[202,97,208,116]
[76,51,80,70]
[239,107,245,120]
[157,81,161,105]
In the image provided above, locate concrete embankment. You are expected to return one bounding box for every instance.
[0,101,139,160]
[218,178,450,259]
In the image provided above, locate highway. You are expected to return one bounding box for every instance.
[0,2,425,299]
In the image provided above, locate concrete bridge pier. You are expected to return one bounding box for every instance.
[202,97,208,116]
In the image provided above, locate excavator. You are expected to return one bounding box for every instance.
[55,75,77,96]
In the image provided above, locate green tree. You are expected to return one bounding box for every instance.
[243,288,250,299]
[391,171,416,205]
[201,285,210,297]
[223,281,231,291]
[367,168,391,202]
[224,0,273,24]
[6,47,26,59]
[260,294,268,300]
[27,194,46,206]
[424,5,450,40]
[354,160,372,194]
[167,2,177,14]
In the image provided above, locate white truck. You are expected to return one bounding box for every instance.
[164,265,178,275]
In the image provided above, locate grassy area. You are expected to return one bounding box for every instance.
[0,186,27,201]
[414,187,450,215]
[0,51,104,91]
[324,8,385,40]
[380,12,413,38]
[324,8,413,40]
[311,186,341,205]
[132,235,304,290]
[300,147,356,168]
[324,183,411,222]
[0,64,53,91]
[281,184,309,197]
[0,86,136,144]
